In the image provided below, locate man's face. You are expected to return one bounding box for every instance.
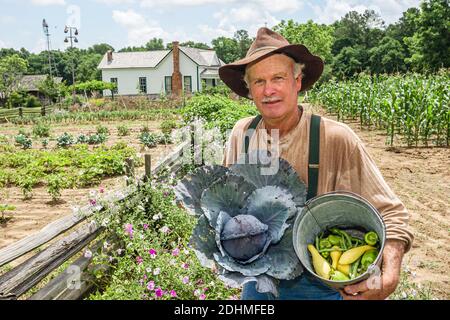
[246,54,302,122]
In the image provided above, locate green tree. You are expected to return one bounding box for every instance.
[87,43,114,55]
[274,19,334,63]
[404,0,450,71]
[145,38,165,50]
[211,36,239,64]
[76,53,102,82]
[167,41,211,50]
[369,36,406,73]
[0,54,28,106]
[333,46,364,78]
[233,29,253,59]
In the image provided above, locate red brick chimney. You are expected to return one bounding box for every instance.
[171,41,182,97]
[107,50,113,63]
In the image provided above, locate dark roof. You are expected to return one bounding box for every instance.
[17,75,63,91]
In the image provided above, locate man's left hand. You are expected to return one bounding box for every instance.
[339,239,406,300]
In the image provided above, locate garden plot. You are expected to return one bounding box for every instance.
[0,119,179,250]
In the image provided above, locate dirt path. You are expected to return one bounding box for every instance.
[305,104,450,299]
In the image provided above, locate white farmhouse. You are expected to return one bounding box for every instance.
[97,42,224,98]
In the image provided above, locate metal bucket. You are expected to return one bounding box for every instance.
[292,191,386,289]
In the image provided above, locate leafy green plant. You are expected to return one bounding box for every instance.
[139,132,158,148]
[0,204,15,224]
[56,132,75,148]
[46,174,64,202]
[96,125,109,136]
[117,125,130,136]
[88,133,107,145]
[77,134,89,144]
[14,134,32,149]
[160,120,177,135]
[41,138,49,149]
[32,122,51,138]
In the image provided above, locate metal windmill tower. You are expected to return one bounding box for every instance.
[42,19,54,77]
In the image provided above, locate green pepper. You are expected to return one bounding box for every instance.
[319,238,332,249]
[331,270,350,281]
[328,235,341,246]
[364,231,379,246]
[330,228,352,248]
[361,249,379,270]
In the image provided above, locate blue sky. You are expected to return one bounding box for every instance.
[0,0,421,53]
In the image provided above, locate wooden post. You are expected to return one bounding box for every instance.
[19,107,23,118]
[41,106,45,117]
[144,154,151,183]
[124,158,134,185]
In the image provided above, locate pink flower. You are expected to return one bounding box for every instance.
[124,223,133,238]
[170,290,177,297]
[136,256,143,264]
[172,248,180,256]
[160,226,170,234]
[99,187,105,193]
[182,263,189,269]
[199,294,206,300]
[147,281,155,291]
[155,288,163,298]
[148,249,157,259]
[89,199,96,206]
[182,276,189,284]
[143,224,149,230]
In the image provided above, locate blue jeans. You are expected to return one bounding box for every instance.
[241,273,343,300]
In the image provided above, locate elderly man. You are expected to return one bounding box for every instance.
[218,27,413,300]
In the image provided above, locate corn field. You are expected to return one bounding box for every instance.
[309,71,450,147]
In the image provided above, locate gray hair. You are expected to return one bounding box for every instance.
[243,54,305,89]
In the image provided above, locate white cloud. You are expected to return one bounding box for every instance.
[309,0,421,25]
[95,0,135,5]
[140,0,235,8]
[0,15,16,24]
[0,39,7,48]
[112,9,190,46]
[31,0,66,5]
[309,0,376,24]
[139,0,302,12]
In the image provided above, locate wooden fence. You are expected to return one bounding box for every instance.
[0,105,58,123]
[0,139,192,300]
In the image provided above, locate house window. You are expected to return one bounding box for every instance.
[184,76,192,93]
[110,78,118,94]
[165,76,172,94]
[139,77,147,94]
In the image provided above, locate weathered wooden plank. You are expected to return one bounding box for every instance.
[152,140,188,175]
[0,222,102,299]
[28,236,120,300]
[0,206,89,267]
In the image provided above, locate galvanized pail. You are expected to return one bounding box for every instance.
[292,191,386,289]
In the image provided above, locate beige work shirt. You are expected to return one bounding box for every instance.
[223,110,414,252]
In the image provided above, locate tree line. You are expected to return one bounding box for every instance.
[0,0,448,94]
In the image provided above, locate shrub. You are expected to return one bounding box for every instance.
[32,122,51,138]
[41,138,49,149]
[139,132,158,148]
[56,132,75,148]
[96,125,109,136]
[117,125,130,136]
[77,134,89,144]
[14,134,32,149]
[160,120,177,135]
[88,133,107,145]
[25,95,42,108]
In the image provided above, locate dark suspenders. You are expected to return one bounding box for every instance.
[243,111,321,201]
